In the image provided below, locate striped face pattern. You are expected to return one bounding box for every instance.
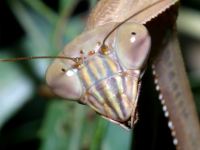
[46,23,151,129]
[78,52,140,128]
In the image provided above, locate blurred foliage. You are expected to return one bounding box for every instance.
[177,0,200,117]
[0,0,199,150]
[0,0,131,150]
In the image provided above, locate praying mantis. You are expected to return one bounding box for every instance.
[45,0,200,149]
[1,0,200,150]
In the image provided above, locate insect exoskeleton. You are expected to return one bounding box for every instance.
[46,22,151,128]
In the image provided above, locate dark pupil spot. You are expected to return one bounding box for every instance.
[131,32,136,35]
[61,68,66,72]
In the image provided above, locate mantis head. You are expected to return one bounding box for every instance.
[46,22,151,128]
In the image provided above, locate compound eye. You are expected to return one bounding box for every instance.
[115,23,151,70]
[46,59,83,100]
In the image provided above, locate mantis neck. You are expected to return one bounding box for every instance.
[86,0,200,150]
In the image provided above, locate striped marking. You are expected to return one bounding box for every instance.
[79,56,119,88]
[79,55,139,122]
[87,94,104,113]
[88,58,102,79]
[112,76,129,118]
[103,79,124,119]
[106,57,118,73]
[87,75,134,121]
[89,86,104,103]
[80,66,94,87]
[95,57,107,77]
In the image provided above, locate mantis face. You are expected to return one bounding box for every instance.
[46,23,151,128]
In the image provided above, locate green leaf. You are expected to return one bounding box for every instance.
[8,0,55,51]
[39,100,88,150]
[7,0,56,78]
[102,123,132,150]
[90,118,108,150]
[0,51,34,129]
[22,0,57,25]
[59,0,79,13]
[54,0,81,49]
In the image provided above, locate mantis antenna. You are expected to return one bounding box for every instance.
[0,55,82,64]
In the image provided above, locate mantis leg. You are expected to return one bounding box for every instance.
[153,28,200,150]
